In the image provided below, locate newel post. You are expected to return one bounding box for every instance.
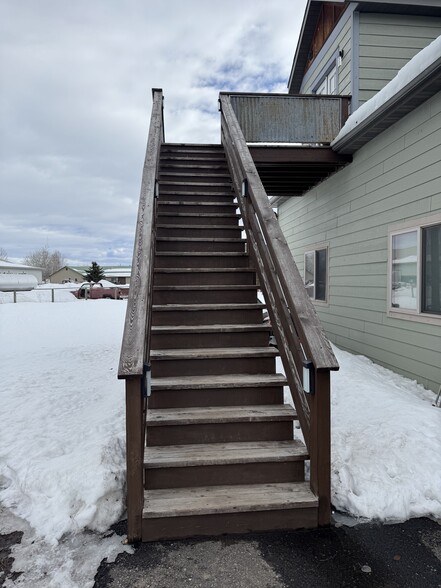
[309,369,331,526]
[125,377,144,543]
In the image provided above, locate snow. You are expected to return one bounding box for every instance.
[0,298,131,586]
[332,35,441,144]
[1,296,440,585]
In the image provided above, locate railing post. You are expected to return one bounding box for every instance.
[125,377,144,543]
[309,370,331,526]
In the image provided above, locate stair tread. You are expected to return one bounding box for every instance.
[143,482,316,518]
[160,172,231,178]
[145,440,308,469]
[159,192,233,197]
[150,347,277,360]
[160,181,231,187]
[151,323,268,332]
[158,201,237,207]
[147,404,296,426]
[155,251,248,257]
[151,373,287,390]
[156,237,245,242]
[152,303,265,311]
[154,268,253,273]
[153,285,257,290]
[158,212,240,217]
[157,224,242,229]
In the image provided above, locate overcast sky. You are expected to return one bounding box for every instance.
[1,0,307,267]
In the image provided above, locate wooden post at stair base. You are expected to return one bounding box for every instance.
[125,377,144,543]
[309,370,331,526]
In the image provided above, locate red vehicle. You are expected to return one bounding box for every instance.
[72,282,122,300]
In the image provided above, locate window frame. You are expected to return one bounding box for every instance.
[304,244,329,304]
[387,213,441,324]
[312,54,339,96]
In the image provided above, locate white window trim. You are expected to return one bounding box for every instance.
[387,213,441,325]
[312,52,340,96]
[304,244,329,305]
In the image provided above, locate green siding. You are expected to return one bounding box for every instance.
[358,13,441,104]
[278,92,441,393]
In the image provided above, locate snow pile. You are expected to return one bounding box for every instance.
[333,35,441,144]
[0,300,127,543]
[331,345,441,521]
[0,288,77,303]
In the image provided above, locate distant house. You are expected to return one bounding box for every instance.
[49,265,132,285]
[0,260,43,291]
[103,266,131,285]
[49,266,88,284]
[275,0,441,392]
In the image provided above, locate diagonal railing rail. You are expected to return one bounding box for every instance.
[219,93,339,525]
[118,88,164,543]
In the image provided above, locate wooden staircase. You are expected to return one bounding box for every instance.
[141,144,317,541]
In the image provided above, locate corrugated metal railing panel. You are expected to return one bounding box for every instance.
[229,95,343,143]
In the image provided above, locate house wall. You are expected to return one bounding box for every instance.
[50,267,85,283]
[358,13,441,104]
[278,91,441,392]
[300,8,353,96]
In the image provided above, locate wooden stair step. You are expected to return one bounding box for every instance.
[143,481,317,518]
[160,181,231,187]
[154,252,250,269]
[160,164,228,171]
[160,172,231,179]
[151,323,268,332]
[152,302,264,309]
[142,482,317,540]
[155,237,246,253]
[146,404,295,426]
[153,268,256,286]
[151,322,270,348]
[151,372,286,390]
[158,201,237,208]
[153,285,257,292]
[151,310,264,327]
[145,440,307,469]
[150,346,277,361]
[159,187,235,200]
[156,237,244,243]
[143,440,307,489]
[158,214,241,227]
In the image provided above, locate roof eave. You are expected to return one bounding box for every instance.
[332,55,441,154]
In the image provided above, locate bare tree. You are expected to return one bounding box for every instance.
[0,248,8,261]
[24,247,65,281]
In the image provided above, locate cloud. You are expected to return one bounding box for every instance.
[0,0,306,265]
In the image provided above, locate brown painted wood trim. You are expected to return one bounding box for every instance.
[309,370,331,526]
[125,378,144,543]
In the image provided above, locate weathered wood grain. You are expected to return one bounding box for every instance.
[144,440,308,469]
[143,482,317,518]
[118,89,164,378]
[146,404,297,426]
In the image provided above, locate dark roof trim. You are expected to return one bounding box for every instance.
[331,54,441,154]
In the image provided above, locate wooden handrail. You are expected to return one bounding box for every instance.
[220,93,338,525]
[118,88,164,379]
[118,88,164,543]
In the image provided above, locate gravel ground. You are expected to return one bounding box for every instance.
[93,517,441,588]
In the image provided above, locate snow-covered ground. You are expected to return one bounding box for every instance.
[1,290,440,586]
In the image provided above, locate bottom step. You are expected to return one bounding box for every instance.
[142,482,317,541]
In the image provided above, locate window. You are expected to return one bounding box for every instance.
[304,247,328,302]
[315,65,337,95]
[389,219,441,319]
